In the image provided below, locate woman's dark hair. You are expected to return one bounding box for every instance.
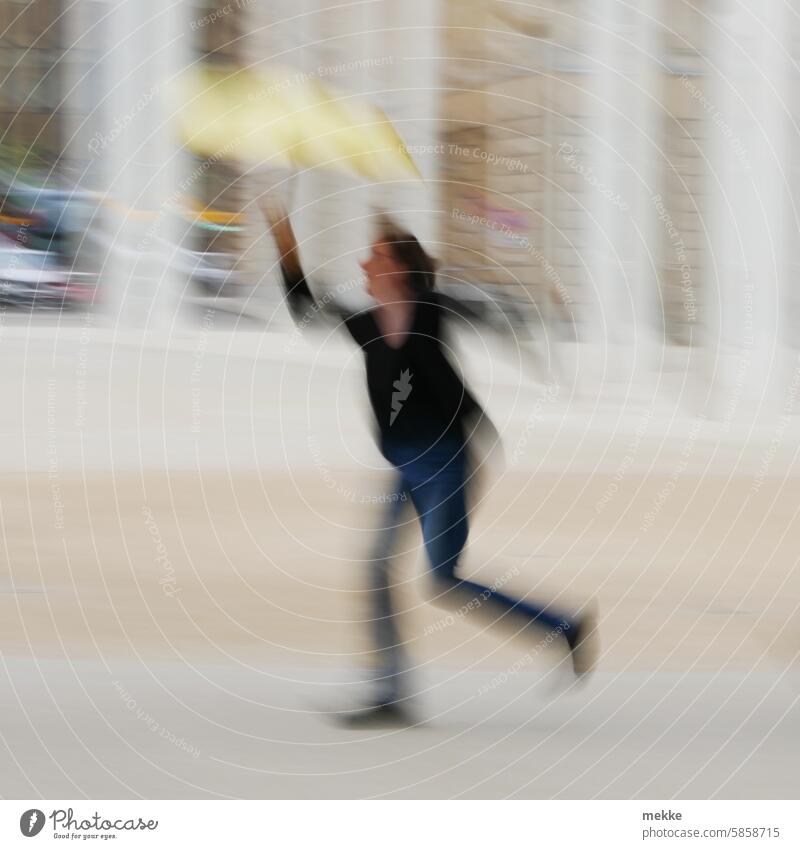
[375,215,436,295]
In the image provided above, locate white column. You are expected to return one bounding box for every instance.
[240,0,300,318]
[588,0,629,358]
[287,0,440,283]
[785,2,800,351]
[103,0,189,331]
[373,0,439,247]
[706,0,787,424]
[62,0,109,271]
[622,0,662,376]
[295,1,370,284]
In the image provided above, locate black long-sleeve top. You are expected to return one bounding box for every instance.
[281,262,486,458]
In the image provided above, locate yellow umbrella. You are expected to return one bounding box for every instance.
[336,95,420,180]
[172,64,420,181]
[173,65,295,167]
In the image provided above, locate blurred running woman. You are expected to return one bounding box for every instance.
[263,202,597,724]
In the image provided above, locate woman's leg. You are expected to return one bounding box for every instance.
[410,455,575,638]
[367,480,412,704]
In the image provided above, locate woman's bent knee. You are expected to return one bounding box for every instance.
[427,570,469,611]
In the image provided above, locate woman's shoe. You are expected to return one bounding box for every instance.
[568,606,599,679]
[334,699,418,729]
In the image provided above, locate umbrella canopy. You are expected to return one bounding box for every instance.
[173,64,421,181]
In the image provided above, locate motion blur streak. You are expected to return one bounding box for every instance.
[0,0,798,800]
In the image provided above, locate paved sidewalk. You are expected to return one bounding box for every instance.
[1,657,796,799]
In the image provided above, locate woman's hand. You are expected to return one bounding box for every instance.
[259,199,300,273]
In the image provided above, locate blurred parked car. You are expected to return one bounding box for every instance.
[170,245,243,298]
[0,183,98,254]
[0,242,95,309]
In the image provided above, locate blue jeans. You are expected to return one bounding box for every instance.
[369,439,575,703]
